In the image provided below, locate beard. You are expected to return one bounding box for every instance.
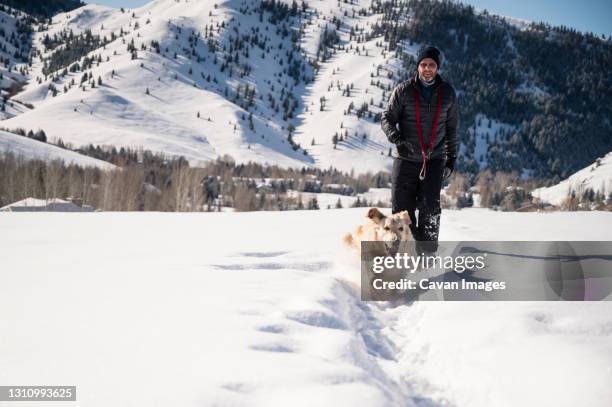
[419,71,436,84]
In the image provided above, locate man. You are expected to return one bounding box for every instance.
[381,46,458,253]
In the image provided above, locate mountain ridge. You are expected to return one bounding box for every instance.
[0,0,84,18]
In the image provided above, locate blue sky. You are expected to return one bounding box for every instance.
[84,0,612,38]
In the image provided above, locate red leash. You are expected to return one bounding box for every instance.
[414,88,444,180]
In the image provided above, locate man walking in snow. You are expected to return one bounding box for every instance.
[381,46,458,253]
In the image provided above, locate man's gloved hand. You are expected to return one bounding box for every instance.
[389,132,403,145]
[443,156,455,180]
[392,137,411,148]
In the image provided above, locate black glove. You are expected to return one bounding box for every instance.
[393,138,411,148]
[389,132,403,145]
[443,156,455,180]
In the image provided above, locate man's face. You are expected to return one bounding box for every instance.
[418,58,438,82]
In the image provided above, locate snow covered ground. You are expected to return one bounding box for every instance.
[1,208,612,407]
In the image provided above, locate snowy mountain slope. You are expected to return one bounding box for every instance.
[0,5,34,119]
[1,0,610,180]
[4,0,314,167]
[0,0,412,173]
[532,151,612,205]
[1,208,611,406]
[0,129,114,169]
[291,1,410,173]
[460,112,517,170]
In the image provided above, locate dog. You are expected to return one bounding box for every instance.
[343,208,413,257]
[341,208,416,300]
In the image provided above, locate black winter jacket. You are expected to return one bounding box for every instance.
[381,74,458,162]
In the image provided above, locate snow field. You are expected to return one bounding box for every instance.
[1,208,612,406]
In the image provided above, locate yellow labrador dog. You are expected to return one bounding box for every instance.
[343,208,415,300]
[343,208,413,257]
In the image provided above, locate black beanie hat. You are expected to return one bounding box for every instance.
[417,46,441,68]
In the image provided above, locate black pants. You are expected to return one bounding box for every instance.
[391,158,444,252]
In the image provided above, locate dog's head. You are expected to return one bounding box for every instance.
[380,211,413,242]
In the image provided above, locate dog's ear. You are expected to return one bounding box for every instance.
[367,208,386,224]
